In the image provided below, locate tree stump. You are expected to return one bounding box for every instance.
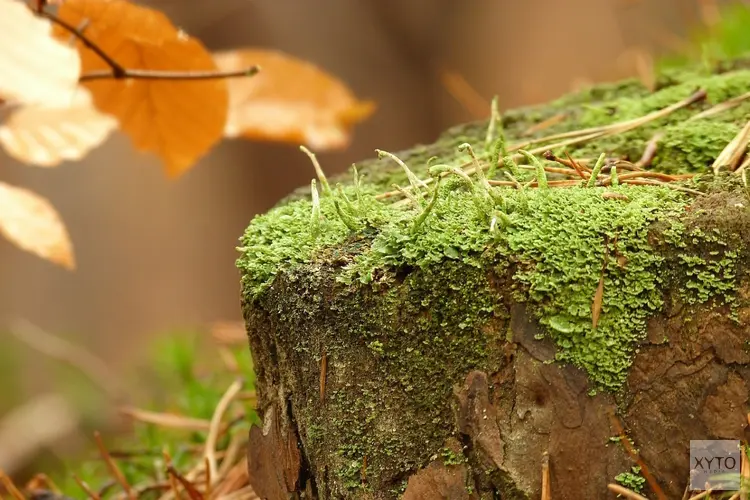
[238,59,750,499]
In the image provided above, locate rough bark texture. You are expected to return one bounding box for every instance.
[238,59,750,499]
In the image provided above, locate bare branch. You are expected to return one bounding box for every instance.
[79,66,260,82]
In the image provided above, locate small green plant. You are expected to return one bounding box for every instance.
[615,466,646,493]
[44,330,258,498]
[440,447,467,466]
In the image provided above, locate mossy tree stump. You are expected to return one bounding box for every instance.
[238,60,750,499]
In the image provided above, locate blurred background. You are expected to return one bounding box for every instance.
[0,0,741,482]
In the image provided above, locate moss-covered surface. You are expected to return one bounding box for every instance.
[237,59,750,497]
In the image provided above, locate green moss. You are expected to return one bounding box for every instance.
[291,182,682,391]
[503,186,685,389]
[659,211,744,307]
[237,184,398,299]
[239,57,750,499]
[679,249,739,304]
[440,447,467,466]
[656,121,739,173]
[238,65,750,391]
[549,78,649,107]
[558,70,750,169]
[274,262,504,496]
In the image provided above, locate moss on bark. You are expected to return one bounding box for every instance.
[238,59,750,499]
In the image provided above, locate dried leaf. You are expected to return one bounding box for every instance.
[0,0,81,106]
[439,68,489,119]
[592,236,612,330]
[0,182,75,269]
[166,466,204,500]
[0,88,117,167]
[592,273,605,329]
[56,0,228,177]
[214,49,375,150]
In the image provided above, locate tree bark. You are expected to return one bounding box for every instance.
[239,59,750,499]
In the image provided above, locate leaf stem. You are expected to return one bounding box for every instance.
[79,67,260,82]
[37,9,126,76]
[38,9,260,83]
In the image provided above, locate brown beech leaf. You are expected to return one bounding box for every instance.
[0,87,117,167]
[0,0,80,106]
[214,49,375,150]
[0,182,74,269]
[55,0,228,177]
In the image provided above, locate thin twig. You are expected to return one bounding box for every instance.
[94,431,136,500]
[541,451,551,500]
[204,457,211,500]
[158,456,206,500]
[636,133,663,169]
[517,163,581,177]
[688,489,713,500]
[741,444,749,500]
[713,118,750,174]
[9,319,127,401]
[166,466,204,500]
[217,433,246,479]
[119,407,213,431]
[211,321,247,345]
[734,155,750,176]
[217,346,240,372]
[523,113,567,136]
[39,10,259,83]
[212,458,250,498]
[607,483,651,500]
[439,68,489,118]
[689,90,750,121]
[163,450,183,500]
[73,475,101,500]
[599,171,685,185]
[218,485,258,500]
[607,409,666,500]
[204,378,244,484]
[562,152,589,179]
[320,350,328,402]
[97,480,117,498]
[0,470,25,500]
[620,178,706,196]
[376,90,705,201]
[488,179,582,188]
[526,89,706,145]
[80,67,260,82]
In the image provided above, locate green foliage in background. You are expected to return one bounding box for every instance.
[659,1,750,70]
[50,331,257,498]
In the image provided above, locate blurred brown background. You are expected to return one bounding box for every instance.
[0,0,713,395]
